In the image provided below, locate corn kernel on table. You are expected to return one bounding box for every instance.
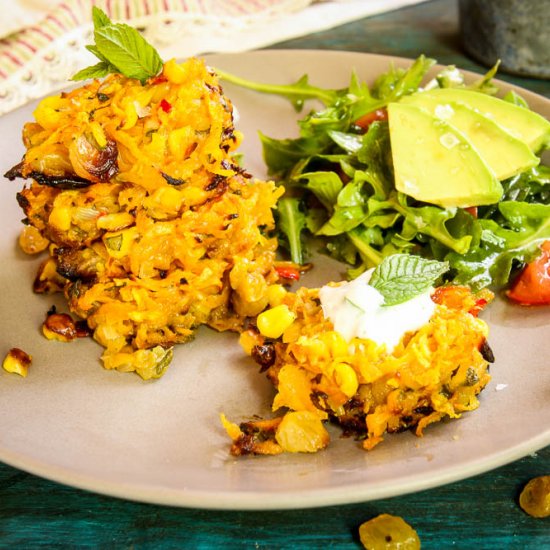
[1,0,549,547]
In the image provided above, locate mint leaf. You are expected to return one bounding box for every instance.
[95,23,162,83]
[369,254,449,306]
[71,61,113,81]
[92,6,111,29]
[71,7,162,83]
[86,44,110,64]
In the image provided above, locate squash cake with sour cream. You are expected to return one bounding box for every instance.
[223,265,494,454]
[5,57,283,379]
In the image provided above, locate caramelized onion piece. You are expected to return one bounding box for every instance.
[69,134,118,183]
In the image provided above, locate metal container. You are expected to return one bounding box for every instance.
[459,0,550,79]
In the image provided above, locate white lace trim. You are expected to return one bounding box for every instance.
[0,0,426,115]
[0,4,314,115]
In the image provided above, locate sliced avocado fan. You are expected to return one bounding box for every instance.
[388,102,503,208]
[410,88,550,153]
[401,94,540,180]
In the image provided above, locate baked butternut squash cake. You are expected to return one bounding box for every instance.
[6,56,282,379]
[223,265,495,455]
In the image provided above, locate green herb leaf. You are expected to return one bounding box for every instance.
[71,61,113,81]
[369,254,449,306]
[449,201,550,290]
[371,55,436,103]
[92,6,111,28]
[94,22,163,83]
[276,197,307,265]
[86,44,110,64]
[503,90,529,108]
[260,133,319,177]
[300,171,343,210]
[468,60,500,95]
[71,7,162,83]
[215,70,339,111]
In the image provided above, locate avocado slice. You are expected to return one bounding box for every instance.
[409,88,550,152]
[388,102,503,208]
[401,95,539,180]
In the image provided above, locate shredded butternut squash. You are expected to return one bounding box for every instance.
[225,285,494,454]
[11,58,283,379]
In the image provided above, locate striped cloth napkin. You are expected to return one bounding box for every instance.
[0,0,425,115]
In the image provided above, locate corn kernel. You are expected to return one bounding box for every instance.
[275,411,330,453]
[2,348,32,377]
[122,101,138,130]
[267,284,287,307]
[238,329,259,356]
[220,413,243,441]
[89,121,107,149]
[163,58,187,84]
[181,186,207,207]
[156,186,184,210]
[320,331,349,358]
[33,96,68,130]
[168,126,194,158]
[18,225,49,255]
[96,212,134,231]
[257,304,296,339]
[48,206,72,231]
[332,362,359,398]
[103,227,138,259]
[42,313,78,342]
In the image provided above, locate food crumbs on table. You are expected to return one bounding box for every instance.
[2,348,32,377]
[519,475,550,517]
[358,513,420,549]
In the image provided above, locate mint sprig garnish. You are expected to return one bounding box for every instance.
[369,254,449,306]
[72,7,163,84]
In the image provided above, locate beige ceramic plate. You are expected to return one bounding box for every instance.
[0,51,549,510]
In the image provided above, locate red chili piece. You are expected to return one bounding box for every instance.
[151,75,168,85]
[160,99,172,113]
[275,266,301,281]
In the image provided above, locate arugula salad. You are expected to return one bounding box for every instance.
[218,58,550,299]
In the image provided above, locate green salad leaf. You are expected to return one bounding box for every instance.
[219,57,550,292]
[276,197,307,265]
[370,255,449,306]
[72,7,162,84]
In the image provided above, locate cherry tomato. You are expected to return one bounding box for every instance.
[354,108,388,131]
[506,241,550,305]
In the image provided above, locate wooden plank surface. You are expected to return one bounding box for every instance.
[0,447,549,548]
[1,0,549,547]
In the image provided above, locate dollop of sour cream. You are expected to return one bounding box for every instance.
[319,270,436,353]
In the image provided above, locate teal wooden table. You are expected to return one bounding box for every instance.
[1,1,549,547]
